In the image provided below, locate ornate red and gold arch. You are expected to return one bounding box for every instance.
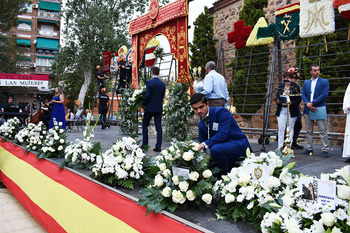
[129,0,190,89]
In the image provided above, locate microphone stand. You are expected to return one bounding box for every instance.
[259,86,282,151]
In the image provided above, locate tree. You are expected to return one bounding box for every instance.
[0,0,31,73]
[52,0,169,107]
[0,0,30,32]
[229,0,269,118]
[0,35,28,73]
[189,6,217,79]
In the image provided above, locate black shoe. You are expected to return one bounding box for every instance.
[153,148,161,152]
[302,149,313,156]
[291,143,303,150]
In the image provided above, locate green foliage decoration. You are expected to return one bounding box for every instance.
[189,6,218,79]
[164,82,193,141]
[228,0,269,119]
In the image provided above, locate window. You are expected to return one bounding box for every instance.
[17,23,31,31]
[36,57,54,67]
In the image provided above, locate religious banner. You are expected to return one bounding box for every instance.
[275,3,300,40]
[102,51,112,73]
[299,0,335,38]
[0,73,49,90]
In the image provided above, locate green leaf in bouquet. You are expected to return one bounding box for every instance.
[193,180,212,197]
[91,142,101,155]
[215,213,227,220]
[281,153,293,166]
[167,202,178,213]
[117,179,135,190]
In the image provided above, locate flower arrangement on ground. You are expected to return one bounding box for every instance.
[137,138,216,215]
[213,151,297,227]
[0,117,21,141]
[129,85,146,112]
[37,121,67,159]
[164,82,193,140]
[119,88,139,135]
[261,165,350,233]
[61,118,101,169]
[91,137,146,189]
[19,122,46,153]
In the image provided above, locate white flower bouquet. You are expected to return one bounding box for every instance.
[129,85,146,112]
[119,88,138,135]
[213,151,297,227]
[91,137,146,189]
[37,121,67,159]
[0,117,21,141]
[261,165,350,232]
[22,122,47,153]
[164,82,193,140]
[137,138,216,215]
[61,115,101,169]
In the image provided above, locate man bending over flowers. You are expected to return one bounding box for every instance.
[190,93,250,176]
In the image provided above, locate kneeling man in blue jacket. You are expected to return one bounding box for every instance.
[190,93,250,175]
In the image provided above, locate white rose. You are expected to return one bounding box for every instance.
[54,136,60,141]
[162,169,171,177]
[162,187,172,197]
[172,190,186,204]
[116,156,123,163]
[57,145,63,151]
[182,151,194,161]
[154,174,164,187]
[189,171,199,181]
[202,170,212,178]
[172,175,179,185]
[225,193,235,203]
[201,193,212,205]
[124,163,132,171]
[236,194,244,202]
[59,129,64,133]
[321,212,335,227]
[186,190,196,201]
[191,142,200,151]
[179,181,189,192]
[337,185,350,200]
[158,163,167,171]
[268,176,281,188]
[60,139,65,144]
[102,168,108,174]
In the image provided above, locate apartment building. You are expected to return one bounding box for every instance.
[0,0,61,110]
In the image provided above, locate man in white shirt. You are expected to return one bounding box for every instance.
[301,64,329,157]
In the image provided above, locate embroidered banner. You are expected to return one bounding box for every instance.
[275,3,300,40]
[299,0,335,38]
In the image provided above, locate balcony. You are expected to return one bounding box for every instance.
[36,49,58,56]
[38,30,59,38]
[38,10,59,20]
[36,66,51,73]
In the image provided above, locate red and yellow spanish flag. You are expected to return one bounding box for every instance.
[0,140,203,233]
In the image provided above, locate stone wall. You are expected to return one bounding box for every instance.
[210,0,345,146]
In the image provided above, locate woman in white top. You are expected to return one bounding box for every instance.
[342,83,350,161]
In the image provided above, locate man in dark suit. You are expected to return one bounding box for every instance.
[190,93,250,175]
[141,66,166,152]
[301,64,329,157]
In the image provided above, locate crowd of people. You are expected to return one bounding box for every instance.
[1,60,349,174]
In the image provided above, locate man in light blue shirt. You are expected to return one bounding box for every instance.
[201,61,229,107]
